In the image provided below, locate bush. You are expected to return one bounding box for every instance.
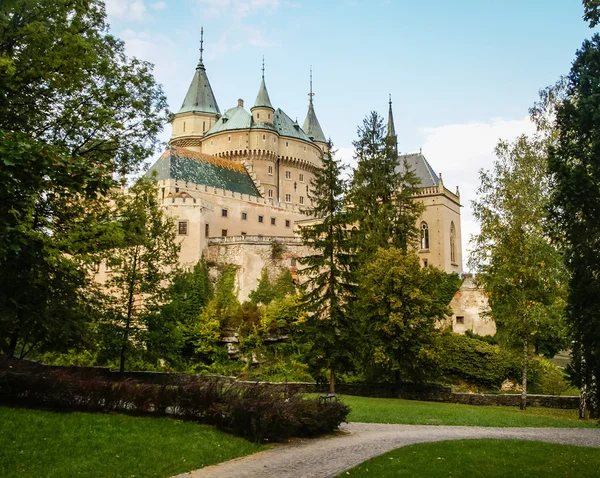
[0,361,349,442]
[528,358,571,396]
[437,332,520,388]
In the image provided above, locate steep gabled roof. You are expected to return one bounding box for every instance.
[274,108,312,142]
[397,152,439,188]
[148,147,259,196]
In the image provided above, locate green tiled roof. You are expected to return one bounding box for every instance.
[148,147,259,196]
[178,63,220,115]
[253,77,274,109]
[204,105,312,143]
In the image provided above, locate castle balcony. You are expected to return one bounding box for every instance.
[208,235,303,245]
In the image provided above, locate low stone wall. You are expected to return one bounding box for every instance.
[0,357,579,409]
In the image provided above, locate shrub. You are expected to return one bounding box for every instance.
[436,332,520,388]
[528,358,571,395]
[0,361,349,442]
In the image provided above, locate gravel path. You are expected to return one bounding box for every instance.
[175,423,600,478]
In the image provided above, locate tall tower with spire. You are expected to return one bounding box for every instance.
[251,57,274,124]
[387,94,398,154]
[302,67,328,152]
[170,28,221,151]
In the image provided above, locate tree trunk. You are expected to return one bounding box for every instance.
[120,250,138,377]
[520,336,528,410]
[580,383,588,419]
[329,369,336,394]
[6,331,18,358]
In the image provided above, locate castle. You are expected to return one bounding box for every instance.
[147,32,466,307]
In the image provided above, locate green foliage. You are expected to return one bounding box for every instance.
[299,143,357,391]
[248,267,295,306]
[348,111,423,257]
[583,0,600,27]
[99,177,180,373]
[438,273,463,305]
[436,332,519,388]
[357,248,451,383]
[470,134,568,406]
[548,34,600,415]
[528,358,571,396]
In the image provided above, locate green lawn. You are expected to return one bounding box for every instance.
[339,439,600,477]
[0,406,265,478]
[340,395,597,428]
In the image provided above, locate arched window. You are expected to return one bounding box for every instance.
[450,222,456,263]
[420,222,429,250]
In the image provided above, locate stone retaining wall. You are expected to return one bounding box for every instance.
[0,357,579,409]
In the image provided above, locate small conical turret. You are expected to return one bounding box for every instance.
[302,67,327,145]
[178,28,220,115]
[251,57,274,124]
[387,94,397,153]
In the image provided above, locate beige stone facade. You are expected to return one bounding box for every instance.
[447,275,495,336]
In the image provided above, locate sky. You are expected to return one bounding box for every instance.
[103,0,594,270]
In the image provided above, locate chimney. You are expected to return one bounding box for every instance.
[238,98,244,107]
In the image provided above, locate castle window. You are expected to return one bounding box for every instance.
[221,209,228,217]
[271,217,276,225]
[285,220,290,228]
[241,232,246,236]
[257,113,260,119]
[268,113,271,120]
[291,258,296,267]
[175,187,179,193]
[285,194,291,203]
[456,315,464,325]
[210,140,213,145]
[286,141,289,148]
[205,224,209,236]
[423,259,428,268]
[299,196,304,205]
[241,212,247,220]
[268,189,273,198]
[299,173,304,182]
[183,122,186,133]
[203,121,206,132]
[420,222,429,250]
[178,221,188,235]
[221,229,227,237]
[228,135,231,142]
[258,215,264,223]
[450,222,457,263]
[263,134,266,141]
[268,165,273,175]
[285,171,292,180]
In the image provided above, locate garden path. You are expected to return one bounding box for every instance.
[175,423,600,478]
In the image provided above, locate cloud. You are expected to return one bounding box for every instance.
[151,1,167,10]
[334,116,537,272]
[196,0,279,19]
[421,116,537,271]
[104,0,148,22]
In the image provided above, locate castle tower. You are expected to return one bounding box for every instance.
[170,28,220,151]
[251,57,275,124]
[387,94,398,154]
[302,67,328,152]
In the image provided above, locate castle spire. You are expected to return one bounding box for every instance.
[302,66,326,144]
[387,94,397,152]
[253,56,273,110]
[178,27,220,115]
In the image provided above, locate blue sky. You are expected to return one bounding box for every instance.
[104,0,594,267]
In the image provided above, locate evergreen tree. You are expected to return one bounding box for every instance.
[299,143,356,393]
[472,135,568,410]
[347,111,422,258]
[548,34,600,416]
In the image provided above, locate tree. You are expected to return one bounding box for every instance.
[583,0,600,28]
[248,267,295,306]
[347,111,422,258]
[0,0,168,357]
[548,34,600,417]
[471,135,567,410]
[101,177,180,374]
[356,247,450,384]
[299,143,357,393]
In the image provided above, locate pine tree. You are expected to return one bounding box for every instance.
[347,111,422,258]
[299,143,356,393]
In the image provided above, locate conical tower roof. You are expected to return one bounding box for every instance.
[302,68,326,143]
[253,57,274,110]
[178,28,220,115]
[387,94,396,140]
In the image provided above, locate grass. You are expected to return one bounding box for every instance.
[339,395,598,428]
[338,439,600,477]
[0,406,265,478]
